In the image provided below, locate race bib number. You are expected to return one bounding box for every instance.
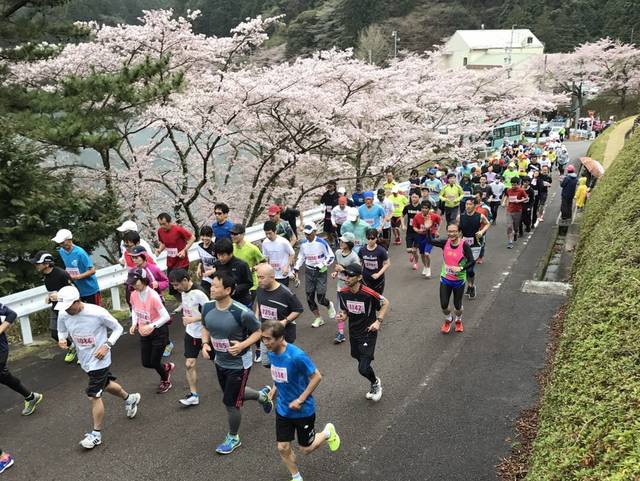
[462,237,475,246]
[364,259,378,270]
[445,265,458,276]
[364,218,374,225]
[166,248,178,257]
[65,267,80,276]
[508,195,518,202]
[271,365,288,383]
[212,338,230,352]
[183,306,194,317]
[260,305,278,320]
[73,334,96,349]
[325,206,332,212]
[346,300,366,314]
[463,191,471,196]
[306,254,319,262]
[134,309,151,325]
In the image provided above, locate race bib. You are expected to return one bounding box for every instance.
[364,218,374,225]
[364,259,378,270]
[134,309,151,325]
[183,306,194,317]
[73,334,96,349]
[271,365,288,383]
[462,237,475,246]
[463,191,471,196]
[346,300,365,314]
[325,206,332,212]
[508,195,518,202]
[65,267,80,276]
[260,305,278,320]
[445,265,458,276]
[212,338,231,352]
[306,254,319,262]
[270,261,281,270]
[166,248,178,257]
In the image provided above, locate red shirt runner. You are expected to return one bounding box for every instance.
[157,224,193,269]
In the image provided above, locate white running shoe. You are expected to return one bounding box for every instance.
[327,301,336,319]
[125,393,141,419]
[370,378,383,402]
[425,267,431,278]
[311,317,325,328]
[179,393,200,407]
[421,267,428,277]
[79,432,102,449]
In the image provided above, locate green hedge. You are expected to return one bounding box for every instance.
[526,132,640,480]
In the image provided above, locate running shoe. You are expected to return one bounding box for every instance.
[454,320,464,333]
[64,345,77,363]
[254,349,262,363]
[294,277,301,288]
[157,380,172,394]
[324,423,341,452]
[408,253,415,265]
[0,453,14,474]
[421,267,428,277]
[311,317,325,328]
[79,432,102,449]
[441,320,452,334]
[468,285,477,299]
[163,340,174,357]
[258,386,273,414]
[327,301,336,319]
[394,237,401,245]
[21,392,43,416]
[216,434,241,455]
[507,241,513,249]
[179,393,200,407]
[370,378,383,402]
[125,393,141,418]
[412,263,418,271]
[334,332,346,344]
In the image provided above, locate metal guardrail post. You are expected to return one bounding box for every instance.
[19,316,33,345]
[110,286,122,311]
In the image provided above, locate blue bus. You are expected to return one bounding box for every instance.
[487,121,522,149]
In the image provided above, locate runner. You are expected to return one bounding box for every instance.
[388,186,408,245]
[0,303,43,415]
[268,205,297,245]
[383,169,397,191]
[330,232,360,344]
[330,196,350,240]
[212,202,234,240]
[439,174,464,226]
[0,449,13,474]
[168,268,210,407]
[502,162,519,189]
[230,223,266,301]
[402,192,422,271]
[200,272,273,454]
[408,169,421,196]
[320,181,340,247]
[458,199,490,299]
[430,223,475,334]
[533,165,552,223]
[255,264,304,367]
[358,228,390,294]
[31,251,74,362]
[293,222,336,328]
[262,220,295,287]
[351,183,366,207]
[358,192,386,233]
[473,195,493,263]
[155,212,195,304]
[374,188,394,249]
[336,264,389,401]
[128,269,175,393]
[279,201,304,239]
[488,175,505,226]
[55,285,141,449]
[196,225,217,292]
[261,320,340,481]
[128,246,169,299]
[519,177,536,235]
[116,220,155,265]
[503,177,529,248]
[422,168,442,213]
[211,238,254,307]
[339,208,369,253]
[411,201,441,278]
[52,229,101,305]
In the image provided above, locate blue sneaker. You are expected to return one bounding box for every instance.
[258,386,273,414]
[215,434,241,455]
[0,453,14,474]
[334,332,346,344]
[163,340,174,357]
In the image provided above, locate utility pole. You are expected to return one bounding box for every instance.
[391,30,398,59]
[536,54,548,143]
[506,24,516,78]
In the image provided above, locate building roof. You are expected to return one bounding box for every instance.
[452,29,544,50]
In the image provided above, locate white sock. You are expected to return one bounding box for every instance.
[446,313,453,321]
[322,426,331,438]
[92,430,101,438]
[292,473,302,481]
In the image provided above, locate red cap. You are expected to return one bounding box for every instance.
[338,196,348,205]
[566,164,575,173]
[267,205,281,215]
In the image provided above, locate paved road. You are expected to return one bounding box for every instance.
[1,142,589,481]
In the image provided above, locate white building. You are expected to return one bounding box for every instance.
[442,29,544,70]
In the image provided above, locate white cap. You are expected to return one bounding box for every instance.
[54,285,80,311]
[337,186,346,194]
[303,222,317,234]
[347,207,359,222]
[116,220,138,232]
[51,229,73,244]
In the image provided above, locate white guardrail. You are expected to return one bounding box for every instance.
[1,206,327,345]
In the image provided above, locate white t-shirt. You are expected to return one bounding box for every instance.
[262,236,295,279]
[374,198,394,229]
[182,286,210,338]
[57,304,124,373]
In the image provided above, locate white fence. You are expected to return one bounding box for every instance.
[1,206,326,345]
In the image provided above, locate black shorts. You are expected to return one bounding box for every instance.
[284,322,297,344]
[184,333,202,359]
[80,292,102,306]
[405,231,418,248]
[276,413,316,447]
[363,276,385,295]
[391,217,402,228]
[215,364,250,408]
[381,227,391,240]
[349,333,377,361]
[323,219,335,233]
[86,367,116,398]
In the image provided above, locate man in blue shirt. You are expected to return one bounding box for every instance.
[422,168,443,209]
[351,183,366,207]
[357,192,386,231]
[52,229,101,305]
[262,320,340,481]
[212,202,234,240]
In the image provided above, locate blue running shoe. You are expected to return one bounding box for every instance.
[0,453,14,474]
[258,386,273,414]
[216,434,241,455]
[163,340,174,357]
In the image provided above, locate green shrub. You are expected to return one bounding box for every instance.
[526,131,640,480]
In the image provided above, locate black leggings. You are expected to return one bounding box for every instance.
[358,357,377,384]
[439,282,465,311]
[0,351,30,398]
[444,207,458,226]
[140,326,169,381]
[489,201,501,223]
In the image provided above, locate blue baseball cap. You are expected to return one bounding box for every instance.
[363,191,374,199]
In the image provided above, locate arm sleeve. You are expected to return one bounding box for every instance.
[462,243,476,272]
[235,262,253,296]
[153,266,170,292]
[151,305,171,329]
[81,250,94,269]
[57,315,68,341]
[324,242,335,266]
[430,238,447,249]
[294,244,305,270]
[288,291,304,313]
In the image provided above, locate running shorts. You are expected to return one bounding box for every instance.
[349,333,377,361]
[391,217,402,228]
[417,236,433,254]
[276,413,316,447]
[184,333,203,359]
[405,231,418,249]
[215,365,250,408]
[86,368,116,398]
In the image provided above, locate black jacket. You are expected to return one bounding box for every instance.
[213,257,253,306]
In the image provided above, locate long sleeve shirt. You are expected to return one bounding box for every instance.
[294,237,335,271]
[0,303,18,354]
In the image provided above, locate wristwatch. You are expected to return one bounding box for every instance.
[105,341,114,349]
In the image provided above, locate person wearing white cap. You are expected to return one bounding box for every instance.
[293,222,336,328]
[116,220,155,266]
[52,229,101,306]
[55,285,141,449]
[338,208,369,254]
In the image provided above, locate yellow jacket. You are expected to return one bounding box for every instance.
[575,178,589,208]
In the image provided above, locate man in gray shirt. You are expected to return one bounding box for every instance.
[201,272,273,455]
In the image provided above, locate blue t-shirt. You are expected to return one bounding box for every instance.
[268,343,317,419]
[58,245,99,297]
[422,178,442,204]
[352,192,365,207]
[358,204,385,229]
[212,220,234,240]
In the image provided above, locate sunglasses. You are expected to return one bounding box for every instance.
[366,236,377,240]
[214,212,224,215]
